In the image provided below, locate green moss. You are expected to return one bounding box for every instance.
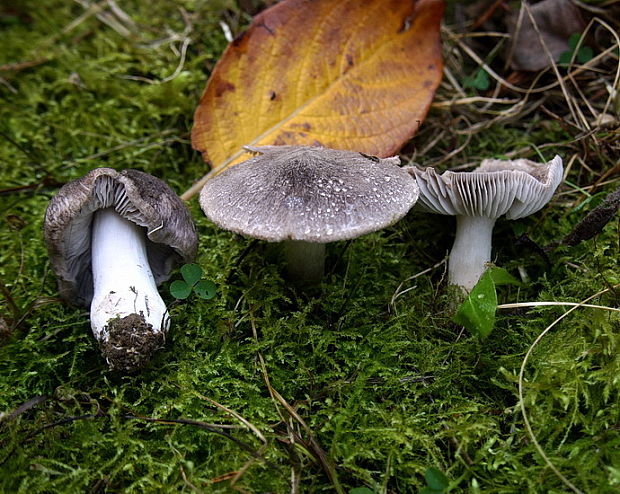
[1,1,619,493]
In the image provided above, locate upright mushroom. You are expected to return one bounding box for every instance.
[408,155,563,295]
[200,145,419,284]
[44,168,197,372]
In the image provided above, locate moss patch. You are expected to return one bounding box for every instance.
[1,1,619,493]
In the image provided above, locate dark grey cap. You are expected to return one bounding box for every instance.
[409,155,563,219]
[199,145,419,242]
[44,168,198,306]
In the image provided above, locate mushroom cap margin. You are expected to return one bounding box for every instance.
[200,146,419,243]
[408,155,563,219]
[44,167,198,306]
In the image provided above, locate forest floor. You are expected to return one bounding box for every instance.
[0,1,619,493]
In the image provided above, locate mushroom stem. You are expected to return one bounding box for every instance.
[90,208,169,343]
[449,215,496,293]
[284,240,326,285]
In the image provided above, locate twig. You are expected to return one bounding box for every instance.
[125,414,279,470]
[0,59,48,72]
[470,0,506,31]
[561,186,620,246]
[0,395,49,424]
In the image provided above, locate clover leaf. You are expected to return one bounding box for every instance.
[170,263,217,300]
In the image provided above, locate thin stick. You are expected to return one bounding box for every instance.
[444,26,619,95]
[432,96,521,108]
[498,302,620,312]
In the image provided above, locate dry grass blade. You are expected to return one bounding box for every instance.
[73,0,136,38]
[389,258,446,312]
[194,393,267,444]
[522,3,586,129]
[418,2,620,187]
[249,310,345,494]
[516,284,620,494]
[498,301,620,312]
[125,413,279,471]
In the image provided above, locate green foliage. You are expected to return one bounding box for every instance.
[559,33,594,65]
[453,268,521,338]
[350,487,375,494]
[170,263,217,300]
[463,68,490,91]
[420,466,450,493]
[0,1,619,493]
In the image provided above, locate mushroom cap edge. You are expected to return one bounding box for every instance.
[200,145,419,243]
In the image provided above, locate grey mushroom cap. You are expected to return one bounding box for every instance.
[200,145,419,242]
[408,155,564,219]
[44,167,198,307]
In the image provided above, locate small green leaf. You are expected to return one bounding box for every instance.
[194,280,217,300]
[424,467,449,491]
[419,488,443,494]
[453,270,498,338]
[474,68,489,90]
[558,51,572,65]
[463,68,489,91]
[349,488,375,494]
[488,267,520,286]
[559,33,593,66]
[568,32,581,51]
[170,280,192,300]
[577,45,593,63]
[181,263,203,286]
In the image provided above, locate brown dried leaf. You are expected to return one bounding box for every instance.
[506,0,585,72]
[185,0,444,199]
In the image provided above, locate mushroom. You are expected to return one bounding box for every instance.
[44,168,198,372]
[408,155,563,295]
[200,145,419,285]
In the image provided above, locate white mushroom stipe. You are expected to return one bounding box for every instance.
[90,208,169,341]
[449,215,495,293]
[199,145,420,286]
[409,155,563,297]
[284,240,326,285]
[44,168,197,372]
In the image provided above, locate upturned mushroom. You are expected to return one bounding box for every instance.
[44,168,197,372]
[200,145,419,284]
[408,155,563,295]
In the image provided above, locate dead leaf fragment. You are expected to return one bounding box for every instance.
[563,186,620,246]
[506,0,585,71]
[186,0,444,199]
